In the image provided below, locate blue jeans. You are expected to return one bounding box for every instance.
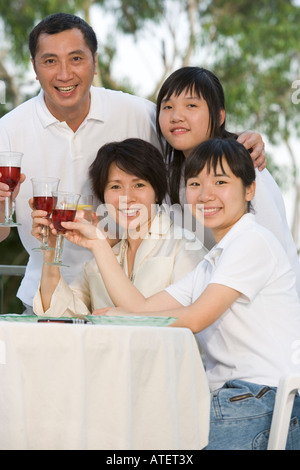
[205,379,300,450]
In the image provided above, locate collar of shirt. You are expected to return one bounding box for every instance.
[148,210,173,238]
[35,86,105,129]
[113,211,174,258]
[204,213,256,267]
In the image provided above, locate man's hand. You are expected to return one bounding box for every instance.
[237,131,266,171]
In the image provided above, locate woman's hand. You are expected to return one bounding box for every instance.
[92,306,131,316]
[30,198,56,249]
[62,216,107,251]
[237,130,266,171]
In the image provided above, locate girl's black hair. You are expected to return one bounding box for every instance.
[156,66,237,205]
[89,138,168,205]
[185,138,255,211]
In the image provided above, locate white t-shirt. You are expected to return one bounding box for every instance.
[171,167,300,298]
[166,214,300,391]
[0,87,160,306]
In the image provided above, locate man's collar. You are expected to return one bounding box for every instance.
[35,86,105,129]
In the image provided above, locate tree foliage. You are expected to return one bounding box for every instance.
[201,0,300,142]
[0,0,84,62]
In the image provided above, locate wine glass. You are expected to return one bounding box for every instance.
[46,191,81,268]
[0,151,23,227]
[31,177,60,251]
[77,194,93,222]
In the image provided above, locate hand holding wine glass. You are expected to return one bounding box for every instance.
[63,215,107,251]
[0,151,24,227]
[46,191,81,267]
[31,177,60,250]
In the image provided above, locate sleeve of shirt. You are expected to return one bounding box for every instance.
[253,168,300,297]
[33,265,92,318]
[253,168,292,251]
[170,236,208,284]
[165,264,202,307]
[145,101,163,152]
[0,125,11,149]
[208,231,278,302]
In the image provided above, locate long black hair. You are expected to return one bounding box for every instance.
[156,67,237,205]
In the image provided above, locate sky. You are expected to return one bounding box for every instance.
[88,2,202,98]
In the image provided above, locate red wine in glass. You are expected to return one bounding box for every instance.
[47,191,81,267]
[0,166,21,191]
[52,209,77,234]
[31,178,60,250]
[0,151,23,228]
[33,196,55,217]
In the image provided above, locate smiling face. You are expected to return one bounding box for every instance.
[185,157,255,242]
[158,89,225,157]
[32,28,97,130]
[103,163,157,237]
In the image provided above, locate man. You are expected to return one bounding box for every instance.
[0,13,265,312]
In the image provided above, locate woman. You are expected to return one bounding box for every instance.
[32,138,207,317]
[156,66,300,296]
[62,138,300,450]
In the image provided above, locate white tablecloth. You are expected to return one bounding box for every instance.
[0,321,210,450]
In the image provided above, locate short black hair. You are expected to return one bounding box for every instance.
[29,13,98,60]
[185,138,255,188]
[89,138,168,205]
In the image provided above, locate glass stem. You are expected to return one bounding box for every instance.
[54,234,64,264]
[5,195,13,223]
[40,224,49,249]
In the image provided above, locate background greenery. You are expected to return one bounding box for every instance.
[0,0,299,312]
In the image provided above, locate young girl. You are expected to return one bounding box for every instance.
[62,138,300,450]
[32,138,206,317]
[156,66,300,296]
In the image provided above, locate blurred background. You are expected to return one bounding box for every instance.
[0,0,299,313]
